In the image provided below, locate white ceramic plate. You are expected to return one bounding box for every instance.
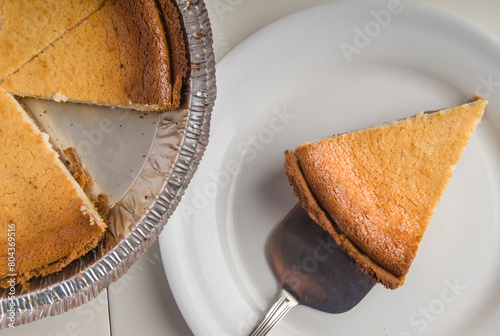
[159,1,500,335]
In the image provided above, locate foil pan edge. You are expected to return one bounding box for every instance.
[0,0,216,328]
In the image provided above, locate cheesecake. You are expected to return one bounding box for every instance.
[0,0,105,78]
[0,88,106,287]
[285,98,486,289]
[2,0,185,112]
[0,0,189,287]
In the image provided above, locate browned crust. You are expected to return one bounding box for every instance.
[156,0,190,108]
[110,0,173,108]
[63,147,93,192]
[284,150,404,289]
[0,89,106,288]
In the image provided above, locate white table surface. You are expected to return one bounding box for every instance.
[3,0,500,335]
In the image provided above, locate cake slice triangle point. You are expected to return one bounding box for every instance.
[0,87,106,287]
[285,98,486,289]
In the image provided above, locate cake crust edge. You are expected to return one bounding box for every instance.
[284,150,404,289]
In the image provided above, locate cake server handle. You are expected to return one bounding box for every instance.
[248,289,298,336]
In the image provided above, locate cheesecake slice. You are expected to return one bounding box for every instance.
[285,98,486,289]
[2,0,180,112]
[0,0,106,78]
[0,88,106,287]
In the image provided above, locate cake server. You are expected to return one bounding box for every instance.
[249,204,374,336]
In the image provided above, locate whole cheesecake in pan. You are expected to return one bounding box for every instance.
[2,0,189,111]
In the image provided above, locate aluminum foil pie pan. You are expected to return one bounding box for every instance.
[0,0,215,327]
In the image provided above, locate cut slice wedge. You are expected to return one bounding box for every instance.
[285,98,486,289]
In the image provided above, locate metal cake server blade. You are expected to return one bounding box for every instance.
[249,204,374,336]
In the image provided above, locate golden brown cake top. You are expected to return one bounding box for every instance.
[0,0,190,287]
[292,99,486,282]
[0,0,105,79]
[2,0,178,111]
[0,88,106,287]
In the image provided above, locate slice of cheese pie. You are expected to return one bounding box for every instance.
[0,0,106,78]
[284,98,486,289]
[0,88,106,287]
[2,0,183,112]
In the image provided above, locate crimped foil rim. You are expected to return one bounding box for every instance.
[0,0,215,327]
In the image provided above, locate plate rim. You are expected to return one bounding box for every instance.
[160,0,500,335]
[0,0,216,328]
